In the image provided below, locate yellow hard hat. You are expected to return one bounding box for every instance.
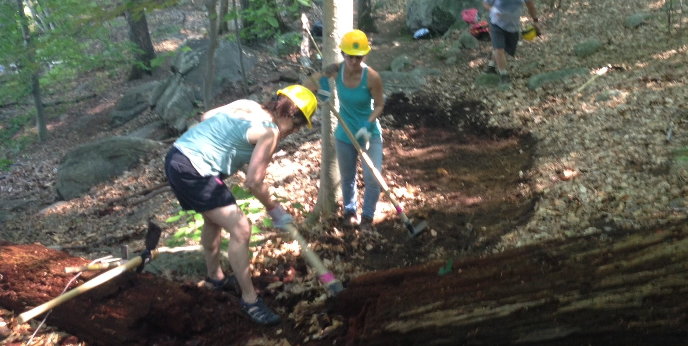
[339,30,371,56]
[276,85,317,129]
[522,25,539,41]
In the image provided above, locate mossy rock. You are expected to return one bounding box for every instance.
[625,13,652,28]
[574,39,602,58]
[475,73,500,87]
[527,68,588,90]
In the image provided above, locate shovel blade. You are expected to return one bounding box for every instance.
[145,221,162,250]
[406,220,428,238]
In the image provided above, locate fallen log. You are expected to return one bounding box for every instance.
[336,224,688,346]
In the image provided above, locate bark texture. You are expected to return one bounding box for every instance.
[335,224,688,345]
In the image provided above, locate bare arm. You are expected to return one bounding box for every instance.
[303,63,340,93]
[482,0,492,12]
[525,1,538,22]
[244,127,280,210]
[367,68,385,122]
[525,1,541,30]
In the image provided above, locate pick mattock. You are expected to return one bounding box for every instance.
[328,101,428,238]
[282,223,344,295]
[17,222,178,324]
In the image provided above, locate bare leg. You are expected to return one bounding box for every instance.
[201,218,224,280]
[494,48,508,72]
[202,205,258,304]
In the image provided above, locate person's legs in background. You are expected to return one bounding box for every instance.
[360,137,383,232]
[336,139,360,226]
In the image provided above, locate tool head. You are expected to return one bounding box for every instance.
[406,220,428,238]
[327,280,345,296]
[145,221,162,250]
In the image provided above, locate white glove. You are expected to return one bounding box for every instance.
[355,122,374,149]
[267,204,294,230]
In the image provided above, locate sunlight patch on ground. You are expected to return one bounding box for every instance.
[155,39,183,53]
[87,101,115,115]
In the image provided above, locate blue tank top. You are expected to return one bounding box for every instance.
[174,100,278,176]
[334,63,382,143]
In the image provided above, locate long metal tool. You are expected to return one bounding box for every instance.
[301,24,426,237]
[329,102,427,238]
[17,223,166,324]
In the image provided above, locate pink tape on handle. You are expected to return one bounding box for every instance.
[319,272,335,284]
[395,206,403,214]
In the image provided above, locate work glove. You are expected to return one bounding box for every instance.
[267,203,294,230]
[355,121,374,150]
[316,76,331,103]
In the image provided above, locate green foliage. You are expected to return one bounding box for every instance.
[438,259,453,276]
[0,158,13,171]
[226,0,310,42]
[165,186,273,249]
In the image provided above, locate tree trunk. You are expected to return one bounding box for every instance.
[16,0,48,141]
[203,0,219,110]
[335,223,688,345]
[125,0,156,80]
[232,0,248,94]
[356,0,376,33]
[218,0,229,35]
[310,0,353,219]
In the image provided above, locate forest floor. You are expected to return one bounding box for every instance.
[2,0,688,345]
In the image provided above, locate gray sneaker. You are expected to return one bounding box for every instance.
[359,216,374,234]
[498,73,512,89]
[484,65,498,74]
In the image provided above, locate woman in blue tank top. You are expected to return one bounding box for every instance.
[164,85,316,325]
[305,30,385,234]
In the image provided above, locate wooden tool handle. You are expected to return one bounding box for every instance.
[17,255,146,324]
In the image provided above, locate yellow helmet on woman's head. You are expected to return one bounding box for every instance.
[276,85,317,129]
[339,30,371,56]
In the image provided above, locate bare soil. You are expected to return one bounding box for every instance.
[2,0,688,345]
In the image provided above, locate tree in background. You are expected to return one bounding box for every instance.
[204,0,220,110]
[357,0,376,33]
[14,0,48,141]
[125,0,156,80]
[311,0,353,219]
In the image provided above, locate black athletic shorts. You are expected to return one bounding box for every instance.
[489,23,520,57]
[164,147,236,212]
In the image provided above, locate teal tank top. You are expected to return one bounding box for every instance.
[174,102,278,176]
[334,63,382,143]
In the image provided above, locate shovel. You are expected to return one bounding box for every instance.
[17,222,169,324]
[327,101,428,238]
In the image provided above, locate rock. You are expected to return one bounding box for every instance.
[149,39,258,133]
[527,68,588,90]
[406,0,483,34]
[110,81,159,127]
[574,39,602,58]
[278,66,300,82]
[595,89,625,102]
[474,73,500,87]
[459,31,480,49]
[625,13,652,28]
[390,54,413,73]
[55,136,164,200]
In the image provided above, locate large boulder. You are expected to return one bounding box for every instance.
[109,81,159,127]
[55,136,164,200]
[406,0,483,34]
[150,39,258,134]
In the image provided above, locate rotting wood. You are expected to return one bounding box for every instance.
[335,223,688,346]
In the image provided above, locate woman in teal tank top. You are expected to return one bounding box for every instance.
[164,85,316,325]
[305,30,385,234]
